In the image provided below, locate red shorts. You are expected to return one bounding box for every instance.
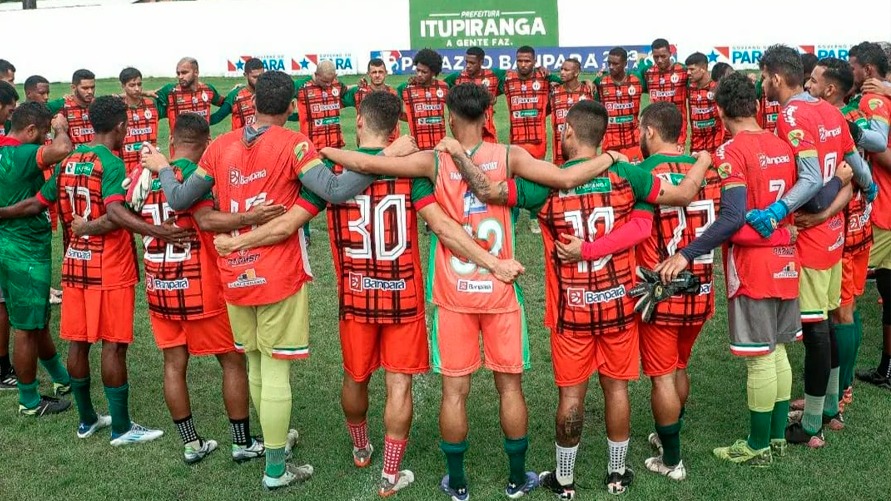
[150,312,235,355]
[550,323,639,386]
[516,142,547,160]
[639,322,704,377]
[60,286,135,344]
[841,248,871,306]
[432,306,529,377]
[339,318,430,381]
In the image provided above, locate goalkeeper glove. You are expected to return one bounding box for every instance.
[628,267,702,323]
[848,120,864,146]
[865,181,879,203]
[745,201,788,238]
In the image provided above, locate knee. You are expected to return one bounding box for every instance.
[494,372,524,396]
[441,377,471,405]
[216,352,246,373]
[385,373,412,398]
[651,373,676,390]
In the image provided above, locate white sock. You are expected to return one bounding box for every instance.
[555,443,578,486]
[607,438,629,474]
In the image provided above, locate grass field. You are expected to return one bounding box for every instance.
[1,75,890,500]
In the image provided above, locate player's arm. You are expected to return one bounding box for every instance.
[40,114,74,166]
[799,162,851,214]
[192,201,287,233]
[213,204,320,256]
[71,214,118,237]
[794,183,854,230]
[862,79,891,98]
[845,148,875,194]
[396,83,409,122]
[0,197,46,219]
[207,84,226,107]
[851,117,889,153]
[152,84,172,119]
[320,147,433,181]
[557,209,654,263]
[141,145,214,211]
[341,86,359,108]
[209,87,238,126]
[107,201,194,243]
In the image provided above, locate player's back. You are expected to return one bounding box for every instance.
[326,151,425,324]
[637,153,720,325]
[840,102,873,255]
[0,140,51,248]
[430,142,518,313]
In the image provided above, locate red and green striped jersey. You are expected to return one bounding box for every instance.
[853,92,891,230]
[444,69,504,142]
[641,63,689,144]
[156,82,225,139]
[550,82,596,165]
[688,80,724,154]
[398,80,449,151]
[840,101,873,254]
[226,85,257,130]
[342,83,400,145]
[296,78,349,149]
[755,79,781,133]
[49,95,93,145]
[501,68,556,148]
[594,73,644,151]
[122,98,159,173]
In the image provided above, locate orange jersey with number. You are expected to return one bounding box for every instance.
[230,87,257,130]
[550,82,596,165]
[841,103,873,254]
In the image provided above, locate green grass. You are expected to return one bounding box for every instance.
[1,76,890,500]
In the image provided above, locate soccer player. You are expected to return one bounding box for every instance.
[118,68,160,173]
[641,39,689,146]
[444,47,503,142]
[711,63,734,82]
[213,90,526,497]
[595,47,645,163]
[46,70,96,145]
[0,80,16,141]
[500,46,561,161]
[0,59,15,83]
[0,103,73,413]
[441,97,711,496]
[210,58,264,130]
[655,71,800,466]
[398,49,449,151]
[685,52,724,154]
[294,60,350,149]
[342,58,400,145]
[24,75,50,106]
[801,53,819,83]
[154,58,225,151]
[747,45,876,448]
[550,58,595,165]
[0,80,19,388]
[756,74,782,134]
[630,101,721,479]
[321,83,630,500]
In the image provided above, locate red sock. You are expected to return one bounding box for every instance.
[382,435,408,482]
[347,420,369,449]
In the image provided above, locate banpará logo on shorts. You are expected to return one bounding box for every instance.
[349,273,406,292]
[773,262,798,279]
[566,285,626,306]
[457,279,493,293]
[65,247,91,261]
[227,268,267,288]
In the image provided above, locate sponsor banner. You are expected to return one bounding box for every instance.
[707,45,851,70]
[409,0,558,49]
[371,45,656,76]
[225,53,357,77]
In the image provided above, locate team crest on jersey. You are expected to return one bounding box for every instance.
[425,91,431,98]
[670,74,679,84]
[707,92,714,100]
[787,129,805,147]
[332,87,339,97]
[869,98,884,110]
[628,86,637,96]
[717,162,732,179]
[294,141,309,161]
[145,109,153,119]
[521,85,527,92]
[532,81,541,91]
[436,88,444,98]
[482,78,490,87]
[201,91,209,102]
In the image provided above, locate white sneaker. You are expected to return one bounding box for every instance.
[184,438,218,465]
[77,414,112,439]
[644,456,686,481]
[232,437,265,463]
[380,470,415,496]
[109,422,164,446]
[647,432,663,454]
[262,462,314,491]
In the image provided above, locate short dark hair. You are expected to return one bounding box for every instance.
[565,58,582,71]
[684,52,708,67]
[0,81,19,106]
[640,101,683,143]
[800,53,819,80]
[0,60,15,75]
[651,38,670,51]
[710,62,734,82]
[817,57,855,96]
[173,113,210,144]
[24,75,49,92]
[367,58,386,70]
[466,47,485,59]
[517,45,536,57]
[72,69,95,85]
[608,47,628,62]
[244,58,264,73]
[10,101,52,133]
[358,91,401,136]
[445,83,490,122]
[850,41,890,77]
[413,48,443,76]
[565,100,608,147]
[715,72,757,119]
[759,45,804,88]
[88,95,127,134]
[254,71,295,115]
[119,67,142,85]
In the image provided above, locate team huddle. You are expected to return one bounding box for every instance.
[0,37,890,499]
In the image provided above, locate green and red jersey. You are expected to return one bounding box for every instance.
[688,80,724,154]
[295,78,349,149]
[0,137,53,256]
[122,98,160,173]
[398,80,449,151]
[156,82,225,137]
[500,68,558,149]
[594,73,644,151]
[342,83,400,145]
[225,85,257,130]
[550,82,596,165]
[755,79,781,133]
[840,102,873,254]
[641,63,689,144]
[444,68,504,142]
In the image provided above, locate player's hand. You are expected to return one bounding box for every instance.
[71,214,89,237]
[435,137,466,157]
[835,161,853,186]
[555,233,584,263]
[245,201,286,226]
[747,73,758,83]
[143,89,159,99]
[383,135,418,157]
[154,218,195,248]
[847,120,864,145]
[691,150,712,165]
[51,113,69,133]
[604,150,628,163]
[786,224,799,245]
[862,78,891,97]
[794,210,826,229]
[491,258,525,284]
[357,77,369,88]
[654,253,690,283]
[745,200,788,238]
[319,147,334,159]
[213,234,238,256]
[140,143,170,173]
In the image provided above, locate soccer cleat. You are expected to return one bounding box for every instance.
[353,443,374,468]
[505,471,539,499]
[529,220,541,234]
[262,462,314,491]
[285,429,299,460]
[713,440,772,467]
[18,395,71,417]
[184,438,218,465]
[785,422,825,448]
[644,456,686,481]
[787,410,803,423]
[823,413,845,431]
[855,368,891,389]
[232,437,265,463]
[789,398,805,411]
[110,422,164,446]
[842,386,854,407]
[0,368,17,390]
[53,382,71,397]
[647,432,663,455]
[379,470,415,497]
[538,471,575,500]
[769,439,787,457]
[604,467,634,495]
[440,475,469,501]
[77,414,112,439]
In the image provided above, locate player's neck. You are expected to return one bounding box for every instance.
[122,94,142,106]
[90,134,118,152]
[7,131,28,144]
[692,76,711,89]
[370,82,387,91]
[611,71,627,83]
[827,97,845,108]
[778,86,802,106]
[254,113,288,128]
[172,151,201,164]
[563,79,581,90]
[569,146,598,161]
[725,117,761,136]
[453,126,483,149]
[357,133,388,150]
[649,142,682,156]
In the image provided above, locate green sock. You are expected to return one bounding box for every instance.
[71,377,98,425]
[802,394,824,434]
[504,436,528,485]
[823,368,840,416]
[265,447,286,477]
[39,354,70,386]
[835,323,857,393]
[747,410,772,450]
[104,383,132,435]
[655,421,682,466]
[853,309,863,371]
[770,400,790,440]
[17,380,41,409]
[440,440,468,490]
